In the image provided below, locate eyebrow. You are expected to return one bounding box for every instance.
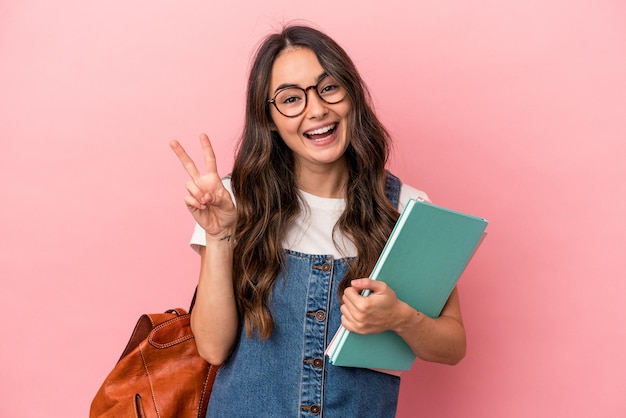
[272,72,329,95]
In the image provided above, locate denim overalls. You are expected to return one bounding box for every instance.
[207,173,402,417]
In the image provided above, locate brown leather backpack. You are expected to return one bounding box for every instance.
[90,308,218,418]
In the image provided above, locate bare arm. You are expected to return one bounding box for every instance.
[170,134,239,365]
[192,237,239,365]
[341,280,466,365]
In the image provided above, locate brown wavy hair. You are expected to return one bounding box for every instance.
[231,25,399,339]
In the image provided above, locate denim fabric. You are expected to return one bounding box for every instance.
[206,173,403,417]
[206,252,400,417]
[384,170,401,208]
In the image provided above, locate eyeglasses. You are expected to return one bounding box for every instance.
[267,75,347,118]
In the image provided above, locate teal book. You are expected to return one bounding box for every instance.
[325,198,488,371]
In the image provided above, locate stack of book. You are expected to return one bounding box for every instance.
[325,198,488,372]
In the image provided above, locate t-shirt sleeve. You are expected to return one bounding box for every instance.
[398,183,431,212]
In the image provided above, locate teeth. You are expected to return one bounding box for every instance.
[306,124,336,136]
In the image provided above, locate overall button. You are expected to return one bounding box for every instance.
[301,404,322,415]
[314,309,326,321]
[312,262,332,272]
[306,310,326,321]
[304,358,324,369]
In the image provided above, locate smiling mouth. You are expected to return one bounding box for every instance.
[304,123,337,141]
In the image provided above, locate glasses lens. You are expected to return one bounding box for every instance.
[274,88,306,117]
[317,76,345,104]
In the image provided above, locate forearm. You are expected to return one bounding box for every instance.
[190,232,239,365]
[393,287,466,365]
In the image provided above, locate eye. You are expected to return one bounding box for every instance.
[319,78,342,97]
[282,95,302,104]
[277,89,304,106]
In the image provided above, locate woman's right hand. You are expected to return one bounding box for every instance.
[170,134,236,238]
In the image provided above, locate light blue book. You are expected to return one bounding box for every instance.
[325,198,488,371]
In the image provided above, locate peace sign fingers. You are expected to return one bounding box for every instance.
[169,134,236,235]
[170,139,202,182]
[199,133,220,178]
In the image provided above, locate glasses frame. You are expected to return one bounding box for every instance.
[267,75,347,118]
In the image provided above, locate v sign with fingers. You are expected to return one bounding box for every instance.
[170,134,236,238]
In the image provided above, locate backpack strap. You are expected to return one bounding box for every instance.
[190,288,198,313]
[384,170,402,209]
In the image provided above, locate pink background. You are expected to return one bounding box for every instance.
[2,1,625,417]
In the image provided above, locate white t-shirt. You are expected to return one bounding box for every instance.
[190,177,429,258]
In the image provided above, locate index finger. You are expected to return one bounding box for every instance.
[169,139,202,182]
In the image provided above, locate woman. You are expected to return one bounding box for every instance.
[170,24,466,417]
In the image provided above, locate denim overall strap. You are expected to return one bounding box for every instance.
[384,170,401,208]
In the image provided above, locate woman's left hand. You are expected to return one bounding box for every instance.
[342,280,467,364]
[340,278,411,335]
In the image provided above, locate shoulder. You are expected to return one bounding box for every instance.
[398,183,431,212]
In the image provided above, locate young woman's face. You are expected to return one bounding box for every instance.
[268,47,351,175]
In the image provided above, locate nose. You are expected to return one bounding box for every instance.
[304,87,328,118]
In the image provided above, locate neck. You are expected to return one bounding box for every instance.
[295,160,348,198]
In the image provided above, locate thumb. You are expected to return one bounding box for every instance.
[350,278,383,292]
